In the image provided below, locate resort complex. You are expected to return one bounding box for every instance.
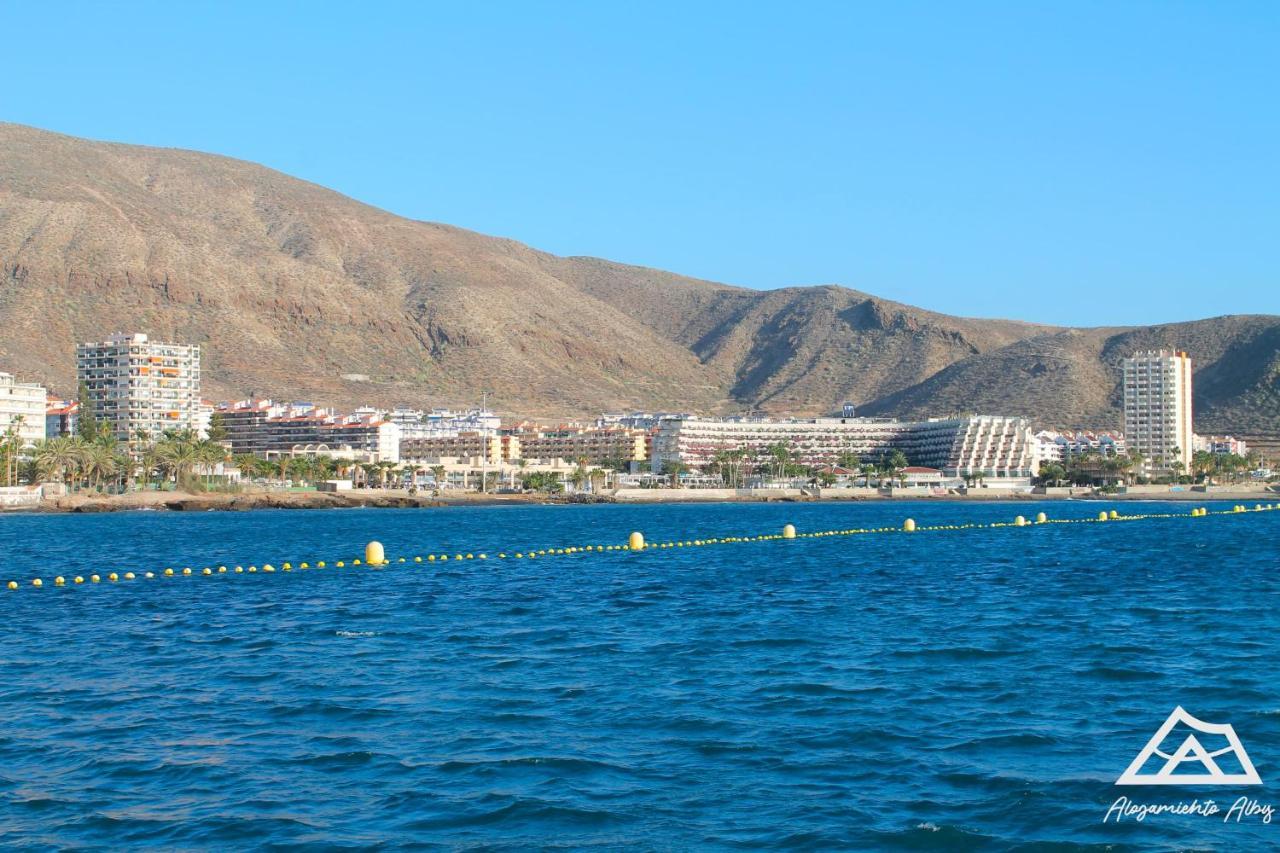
[0,334,1272,497]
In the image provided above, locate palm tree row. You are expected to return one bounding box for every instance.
[25,427,230,493]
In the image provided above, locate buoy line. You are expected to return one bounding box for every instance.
[5,503,1276,593]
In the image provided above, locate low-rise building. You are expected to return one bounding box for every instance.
[1193,434,1248,457]
[651,415,1037,482]
[1033,430,1126,464]
[400,432,513,465]
[512,425,648,466]
[216,399,399,462]
[45,398,80,439]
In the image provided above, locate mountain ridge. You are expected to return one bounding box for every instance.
[1,122,1276,434]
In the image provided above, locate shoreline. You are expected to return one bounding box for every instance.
[7,486,1276,514]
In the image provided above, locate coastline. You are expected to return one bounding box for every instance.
[9,485,1276,514]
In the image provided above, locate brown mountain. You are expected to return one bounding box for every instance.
[1,122,1276,435]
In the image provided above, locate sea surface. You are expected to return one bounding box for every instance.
[1,500,1278,851]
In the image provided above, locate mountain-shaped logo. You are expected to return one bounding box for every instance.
[1116,706,1262,786]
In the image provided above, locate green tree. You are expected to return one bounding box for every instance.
[76,380,99,441]
[206,411,229,443]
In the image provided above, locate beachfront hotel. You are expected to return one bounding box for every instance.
[75,333,203,451]
[1122,349,1193,474]
[0,372,49,446]
[217,399,401,463]
[651,415,1038,482]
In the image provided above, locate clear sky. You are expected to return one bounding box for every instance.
[3,1,1276,325]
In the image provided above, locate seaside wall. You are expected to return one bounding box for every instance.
[0,486,43,508]
[614,488,806,502]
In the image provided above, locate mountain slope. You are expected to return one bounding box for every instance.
[0,122,1276,434]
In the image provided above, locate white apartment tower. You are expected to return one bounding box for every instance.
[76,333,202,449]
[0,372,48,446]
[1122,349,1193,474]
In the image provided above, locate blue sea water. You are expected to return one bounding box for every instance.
[1,499,1278,851]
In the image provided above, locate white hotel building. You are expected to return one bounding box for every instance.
[0,372,48,447]
[76,333,203,451]
[1122,349,1193,475]
[652,415,1038,482]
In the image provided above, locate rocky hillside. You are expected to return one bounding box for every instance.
[1,122,1276,433]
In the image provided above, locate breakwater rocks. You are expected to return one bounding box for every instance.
[42,491,447,514]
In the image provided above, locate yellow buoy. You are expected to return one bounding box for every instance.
[366,540,386,565]
[202,568,212,575]
[414,556,422,563]
[108,572,119,582]
[628,531,645,551]
[182,568,192,576]
[1014,515,1026,527]
[125,572,135,580]
[6,581,16,591]
[74,576,84,584]
[903,518,916,532]
[32,578,42,587]
[164,568,174,576]
[317,561,326,568]
[55,576,65,586]
[1097,511,1108,521]
[782,524,796,539]
[1109,510,1119,519]
[1035,511,1047,524]
[263,564,275,573]
[90,574,100,583]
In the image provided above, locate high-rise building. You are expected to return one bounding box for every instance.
[1122,349,1193,474]
[76,333,202,450]
[0,372,48,446]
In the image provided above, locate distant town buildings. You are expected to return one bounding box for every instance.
[0,372,48,446]
[5,329,1266,494]
[651,414,1038,483]
[1122,349,1193,474]
[76,333,203,450]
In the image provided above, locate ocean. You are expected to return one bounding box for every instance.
[1,500,1277,850]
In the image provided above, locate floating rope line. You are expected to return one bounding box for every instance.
[5,503,1276,593]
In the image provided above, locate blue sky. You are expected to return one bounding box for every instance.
[3,1,1276,325]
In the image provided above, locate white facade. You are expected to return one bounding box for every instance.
[0,372,48,446]
[1193,434,1248,457]
[392,407,500,440]
[652,415,1037,480]
[1033,430,1126,465]
[1122,350,1193,474]
[76,333,202,449]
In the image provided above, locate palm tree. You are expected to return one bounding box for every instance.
[34,436,87,489]
[0,419,24,487]
[430,465,446,489]
[82,441,117,492]
[569,464,588,494]
[196,439,227,489]
[156,431,200,489]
